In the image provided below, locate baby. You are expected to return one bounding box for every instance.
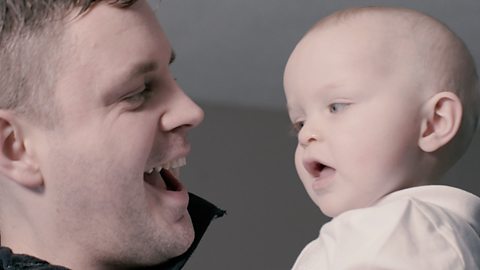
[284,6,480,269]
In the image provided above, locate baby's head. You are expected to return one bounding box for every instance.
[284,7,479,217]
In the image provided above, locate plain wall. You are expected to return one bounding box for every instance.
[181,103,480,270]
[155,1,480,268]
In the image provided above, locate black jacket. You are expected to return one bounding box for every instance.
[0,193,224,270]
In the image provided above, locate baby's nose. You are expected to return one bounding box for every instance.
[298,121,322,147]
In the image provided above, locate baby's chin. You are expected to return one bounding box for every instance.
[319,205,344,218]
[316,196,378,218]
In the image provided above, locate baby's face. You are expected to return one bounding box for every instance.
[284,22,429,217]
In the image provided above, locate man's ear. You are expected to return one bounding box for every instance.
[0,111,43,188]
[418,91,462,153]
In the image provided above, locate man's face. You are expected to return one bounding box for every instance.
[28,1,203,267]
[284,21,429,218]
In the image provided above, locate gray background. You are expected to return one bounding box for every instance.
[153,1,480,269]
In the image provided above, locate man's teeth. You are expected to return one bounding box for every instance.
[167,157,187,169]
[145,157,186,174]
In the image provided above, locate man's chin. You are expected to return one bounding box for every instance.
[179,219,195,253]
[135,227,194,268]
[131,213,194,266]
[168,213,195,257]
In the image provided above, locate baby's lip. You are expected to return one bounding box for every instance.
[302,158,333,178]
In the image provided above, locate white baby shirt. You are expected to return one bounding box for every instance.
[292,185,480,270]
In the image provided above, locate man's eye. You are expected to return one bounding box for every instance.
[328,103,349,113]
[123,85,153,105]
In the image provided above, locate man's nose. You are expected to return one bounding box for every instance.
[298,120,321,147]
[160,87,204,132]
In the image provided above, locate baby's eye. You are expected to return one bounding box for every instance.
[290,121,304,135]
[328,103,350,113]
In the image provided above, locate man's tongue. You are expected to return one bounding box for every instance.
[160,168,182,191]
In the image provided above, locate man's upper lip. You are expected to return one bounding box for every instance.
[169,143,191,162]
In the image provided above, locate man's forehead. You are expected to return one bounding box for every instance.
[62,0,170,56]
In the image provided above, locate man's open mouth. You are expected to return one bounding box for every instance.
[144,158,186,191]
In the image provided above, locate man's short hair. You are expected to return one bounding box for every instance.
[0,0,138,126]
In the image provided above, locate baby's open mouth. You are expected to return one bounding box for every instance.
[315,162,327,173]
[304,160,330,177]
[144,158,186,191]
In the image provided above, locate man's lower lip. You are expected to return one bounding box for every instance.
[161,188,189,204]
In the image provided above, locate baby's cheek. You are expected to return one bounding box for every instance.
[294,146,303,170]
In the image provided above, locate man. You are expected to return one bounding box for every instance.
[0,0,223,269]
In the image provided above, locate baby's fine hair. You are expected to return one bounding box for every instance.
[310,6,479,167]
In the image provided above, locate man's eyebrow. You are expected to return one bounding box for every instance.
[127,61,158,78]
[169,50,176,65]
[122,50,175,81]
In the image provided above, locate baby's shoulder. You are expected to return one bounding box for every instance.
[294,187,480,269]
[318,194,480,268]
[330,195,466,234]
[329,185,480,238]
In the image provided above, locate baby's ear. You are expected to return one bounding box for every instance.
[0,111,43,188]
[418,91,462,152]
